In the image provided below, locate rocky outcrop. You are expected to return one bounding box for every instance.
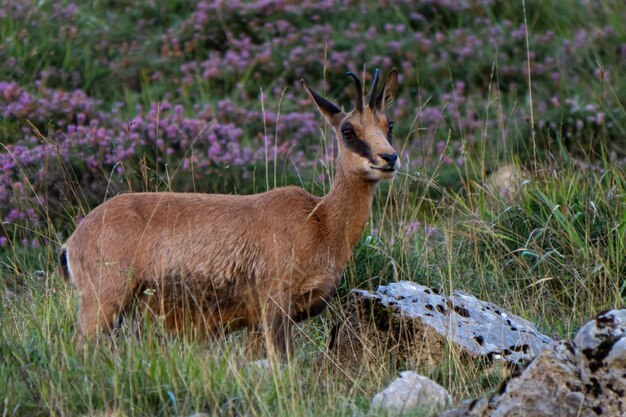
[371,371,452,416]
[330,281,553,369]
[439,309,626,417]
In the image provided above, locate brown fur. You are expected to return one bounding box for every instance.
[61,69,400,357]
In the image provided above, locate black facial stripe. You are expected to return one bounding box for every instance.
[341,124,373,162]
[386,115,394,144]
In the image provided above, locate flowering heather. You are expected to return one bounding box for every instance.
[1,0,626,245]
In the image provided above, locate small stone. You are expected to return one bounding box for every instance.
[372,371,451,416]
[249,358,272,371]
[485,164,530,198]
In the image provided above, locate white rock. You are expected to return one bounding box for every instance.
[371,371,451,416]
[249,358,272,371]
[349,282,553,367]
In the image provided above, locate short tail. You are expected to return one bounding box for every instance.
[58,246,71,282]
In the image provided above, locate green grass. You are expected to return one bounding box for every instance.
[2,153,624,416]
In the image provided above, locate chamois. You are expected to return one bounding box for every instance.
[59,68,400,357]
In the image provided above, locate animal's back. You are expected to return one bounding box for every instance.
[67,188,322,273]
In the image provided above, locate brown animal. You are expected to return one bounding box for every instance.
[59,68,400,357]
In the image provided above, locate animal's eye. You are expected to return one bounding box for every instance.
[340,124,372,160]
[387,119,394,143]
[341,126,357,140]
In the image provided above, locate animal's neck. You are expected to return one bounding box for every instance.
[321,164,377,263]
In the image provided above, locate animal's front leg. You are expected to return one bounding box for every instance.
[262,299,293,361]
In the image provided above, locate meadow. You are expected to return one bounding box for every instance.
[1,0,625,415]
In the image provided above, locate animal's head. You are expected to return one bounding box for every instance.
[302,68,399,181]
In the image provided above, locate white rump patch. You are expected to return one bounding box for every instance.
[64,245,75,284]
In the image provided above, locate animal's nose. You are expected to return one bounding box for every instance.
[379,153,398,166]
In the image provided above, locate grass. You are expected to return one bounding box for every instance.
[2,0,626,416]
[2,152,624,416]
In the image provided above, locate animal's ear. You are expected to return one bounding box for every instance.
[301,80,344,125]
[376,68,398,112]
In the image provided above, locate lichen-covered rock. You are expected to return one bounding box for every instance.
[371,371,452,416]
[331,281,553,368]
[439,309,626,417]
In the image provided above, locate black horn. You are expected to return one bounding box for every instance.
[368,68,380,109]
[345,71,363,112]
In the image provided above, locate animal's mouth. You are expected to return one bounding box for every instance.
[371,166,397,172]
